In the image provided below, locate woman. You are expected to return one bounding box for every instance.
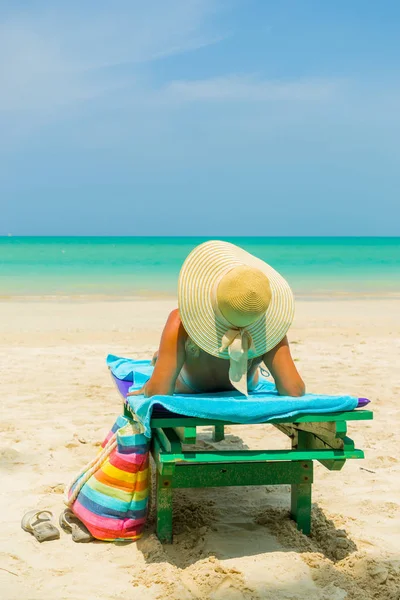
[129,240,305,398]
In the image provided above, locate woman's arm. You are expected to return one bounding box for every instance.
[128,309,187,397]
[262,336,305,397]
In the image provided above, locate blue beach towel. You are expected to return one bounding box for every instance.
[107,355,359,438]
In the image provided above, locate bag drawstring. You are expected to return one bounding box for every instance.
[64,433,118,507]
[260,366,271,378]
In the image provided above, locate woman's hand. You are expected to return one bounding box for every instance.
[127,387,145,397]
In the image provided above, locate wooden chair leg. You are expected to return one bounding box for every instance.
[290,429,312,534]
[213,424,225,442]
[156,471,173,543]
[291,481,312,535]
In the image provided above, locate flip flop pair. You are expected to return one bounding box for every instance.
[21,509,93,543]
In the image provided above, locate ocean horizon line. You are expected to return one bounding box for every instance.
[1,235,400,240]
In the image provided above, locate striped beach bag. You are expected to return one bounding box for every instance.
[64,415,150,541]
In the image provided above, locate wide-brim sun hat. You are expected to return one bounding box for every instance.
[178,240,295,395]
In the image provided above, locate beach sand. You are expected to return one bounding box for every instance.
[1,298,399,600]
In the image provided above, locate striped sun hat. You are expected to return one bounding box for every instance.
[178,240,295,395]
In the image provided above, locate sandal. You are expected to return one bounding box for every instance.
[21,510,60,542]
[59,509,94,543]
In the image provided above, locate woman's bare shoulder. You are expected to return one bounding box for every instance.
[165,308,183,330]
[163,309,187,341]
[167,308,181,323]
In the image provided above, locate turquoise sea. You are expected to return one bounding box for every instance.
[0,237,399,298]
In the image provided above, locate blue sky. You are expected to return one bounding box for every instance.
[1,0,399,236]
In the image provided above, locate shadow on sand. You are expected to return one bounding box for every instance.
[133,429,400,599]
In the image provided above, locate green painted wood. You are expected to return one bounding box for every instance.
[155,427,182,453]
[150,410,373,429]
[213,424,225,442]
[292,427,361,471]
[343,436,357,451]
[124,404,131,420]
[137,403,372,543]
[174,426,197,444]
[156,470,174,544]
[316,434,355,470]
[335,421,348,438]
[172,460,313,488]
[158,447,364,464]
[290,433,312,534]
[291,481,312,534]
[152,431,176,475]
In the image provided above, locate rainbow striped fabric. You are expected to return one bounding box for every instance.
[70,415,150,541]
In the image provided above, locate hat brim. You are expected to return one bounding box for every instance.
[178,240,295,359]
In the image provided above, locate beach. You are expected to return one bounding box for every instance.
[2,0,399,592]
[1,296,399,600]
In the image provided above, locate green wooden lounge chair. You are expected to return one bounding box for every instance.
[123,403,373,544]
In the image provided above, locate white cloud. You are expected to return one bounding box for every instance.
[159,75,340,103]
[0,0,226,111]
[0,0,340,125]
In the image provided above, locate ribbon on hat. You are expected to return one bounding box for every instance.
[219,328,255,396]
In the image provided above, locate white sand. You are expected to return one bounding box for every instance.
[1,298,399,600]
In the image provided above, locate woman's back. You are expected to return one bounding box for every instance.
[177,335,261,394]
